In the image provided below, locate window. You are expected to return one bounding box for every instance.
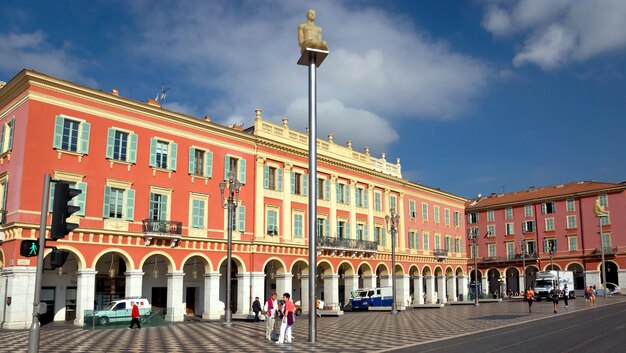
[470,244,477,259]
[434,206,440,223]
[523,220,536,233]
[505,208,513,220]
[317,178,329,200]
[150,138,177,170]
[487,210,494,222]
[408,231,418,249]
[568,236,578,251]
[545,218,555,231]
[506,242,515,259]
[467,212,479,224]
[390,195,397,212]
[106,128,137,163]
[542,202,556,214]
[0,177,8,215]
[374,191,382,211]
[600,214,611,226]
[527,240,537,255]
[423,233,429,250]
[409,200,416,218]
[434,234,441,251]
[293,213,304,238]
[236,205,246,232]
[374,226,382,245]
[148,193,168,221]
[103,186,135,220]
[567,215,577,229]
[422,203,428,221]
[189,148,213,177]
[544,239,557,253]
[291,171,308,196]
[602,233,611,247]
[488,244,496,257]
[454,211,461,227]
[0,118,15,154]
[524,205,533,217]
[445,209,450,225]
[505,223,514,235]
[336,183,346,204]
[53,116,90,154]
[337,220,349,239]
[191,199,206,229]
[355,187,368,208]
[224,156,246,183]
[264,165,283,191]
[487,225,495,237]
[266,209,278,235]
[566,199,575,212]
[599,194,608,207]
[317,218,326,238]
[455,238,461,253]
[444,236,451,251]
[356,223,364,240]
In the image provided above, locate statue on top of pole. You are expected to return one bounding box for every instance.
[298,9,329,54]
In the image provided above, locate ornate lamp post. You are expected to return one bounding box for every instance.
[220,170,241,325]
[385,208,400,314]
[467,228,479,306]
[593,198,609,300]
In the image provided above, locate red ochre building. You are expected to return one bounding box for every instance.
[0,70,469,329]
[465,181,626,297]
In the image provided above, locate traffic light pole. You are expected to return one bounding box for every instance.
[28,173,51,353]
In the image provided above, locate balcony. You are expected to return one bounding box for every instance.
[593,246,618,257]
[317,236,377,258]
[0,209,6,225]
[142,219,183,247]
[479,253,538,266]
[433,249,449,261]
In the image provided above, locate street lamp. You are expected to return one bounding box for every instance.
[519,238,527,291]
[385,208,400,314]
[220,170,241,325]
[467,228,479,306]
[593,198,609,300]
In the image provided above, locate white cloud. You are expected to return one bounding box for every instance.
[482,0,626,70]
[125,0,490,151]
[0,31,94,86]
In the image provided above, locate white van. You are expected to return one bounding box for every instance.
[93,298,151,325]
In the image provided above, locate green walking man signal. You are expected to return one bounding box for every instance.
[20,240,40,257]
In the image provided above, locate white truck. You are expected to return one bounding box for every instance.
[534,271,575,301]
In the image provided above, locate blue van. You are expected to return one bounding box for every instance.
[350,287,393,310]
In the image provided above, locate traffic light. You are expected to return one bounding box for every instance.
[20,240,40,257]
[50,249,70,269]
[50,182,81,240]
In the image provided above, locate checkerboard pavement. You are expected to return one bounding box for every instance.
[1,297,624,353]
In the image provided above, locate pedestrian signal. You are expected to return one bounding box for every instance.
[20,240,40,257]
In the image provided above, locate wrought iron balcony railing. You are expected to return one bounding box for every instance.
[317,236,378,252]
[433,249,449,257]
[594,246,618,255]
[0,209,6,225]
[142,219,183,247]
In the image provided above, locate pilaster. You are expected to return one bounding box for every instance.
[236,272,251,314]
[166,271,185,322]
[124,270,144,298]
[414,275,424,305]
[202,272,222,320]
[74,268,97,326]
[254,156,265,239]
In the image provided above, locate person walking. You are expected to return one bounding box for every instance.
[128,301,141,329]
[590,285,597,306]
[562,285,569,308]
[252,296,261,322]
[551,287,560,314]
[263,292,277,341]
[525,287,535,313]
[276,293,295,344]
[584,286,590,303]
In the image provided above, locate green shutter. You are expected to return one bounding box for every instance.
[346,185,351,205]
[106,128,115,159]
[346,222,351,239]
[238,159,246,183]
[291,172,296,194]
[1,180,7,211]
[149,138,157,167]
[128,133,138,163]
[325,219,329,237]
[188,147,196,175]
[102,186,111,218]
[168,142,177,171]
[79,122,90,154]
[365,226,369,241]
[364,190,368,208]
[124,189,135,221]
[264,166,269,189]
[224,156,231,180]
[48,183,56,213]
[238,205,246,231]
[7,119,13,151]
[325,180,330,200]
[159,195,168,220]
[76,182,87,216]
[205,151,213,177]
[303,174,308,196]
[277,168,283,191]
[53,116,64,149]
[0,122,5,152]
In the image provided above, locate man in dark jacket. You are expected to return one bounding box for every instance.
[252,297,262,322]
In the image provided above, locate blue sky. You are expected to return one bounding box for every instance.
[1,0,625,199]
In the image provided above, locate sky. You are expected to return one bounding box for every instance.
[1,0,625,199]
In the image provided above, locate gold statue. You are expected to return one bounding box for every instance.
[593,199,609,217]
[298,9,328,54]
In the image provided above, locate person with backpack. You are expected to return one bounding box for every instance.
[525,287,535,313]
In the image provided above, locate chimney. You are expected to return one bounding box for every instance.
[204,115,211,122]
[232,123,243,131]
[111,88,119,96]
[147,98,161,107]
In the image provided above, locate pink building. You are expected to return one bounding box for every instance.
[465,181,626,296]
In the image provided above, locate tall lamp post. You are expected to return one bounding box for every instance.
[220,170,241,326]
[593,198,609,300]
[467,228,479,306]
[519,238,527,291]
[385,208,399,314]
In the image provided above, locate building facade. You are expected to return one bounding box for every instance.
[465,182,626,297]
[0,70,468,329]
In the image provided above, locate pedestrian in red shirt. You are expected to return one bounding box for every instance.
[129,301,141,329]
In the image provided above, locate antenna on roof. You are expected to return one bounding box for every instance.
[500,185,507,193]
[155,83,169,102]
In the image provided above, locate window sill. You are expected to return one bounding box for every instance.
[104,218,130,231]
[107,159,133,171]
[55,149,86,163]
[0,150,11,164]
[151,167,174,178]
[190,174,210,185]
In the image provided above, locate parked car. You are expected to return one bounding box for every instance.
[89,298,151,325]
[597,282,621,296]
